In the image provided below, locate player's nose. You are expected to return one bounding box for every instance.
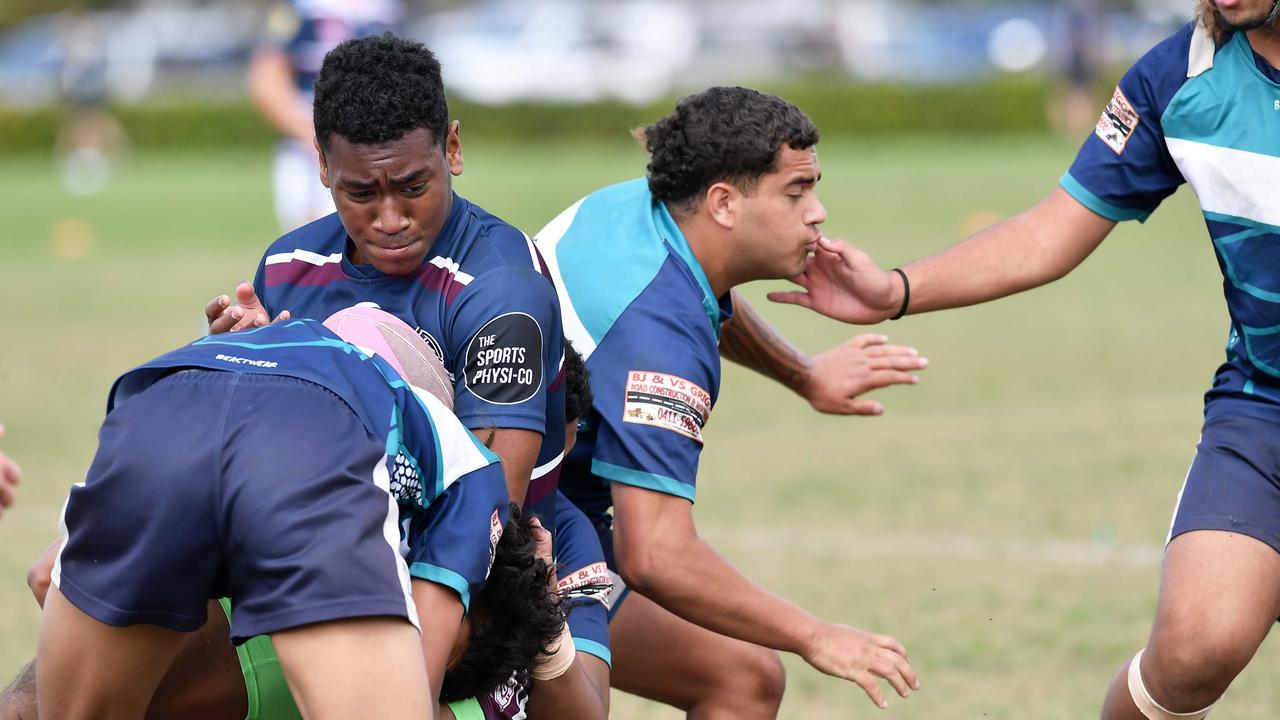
[372,198,411,235]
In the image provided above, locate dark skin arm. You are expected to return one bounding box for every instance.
[526,654,609,720]
[720,291,926,415]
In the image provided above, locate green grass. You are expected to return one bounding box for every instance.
[2,136,1277,718]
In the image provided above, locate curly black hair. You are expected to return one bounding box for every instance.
[564,341,592,424]
[312,33,450,151]
[639,86,819,212]
[439,504,563,704]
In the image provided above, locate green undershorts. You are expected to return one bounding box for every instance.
[218,599,484,720]
[217,599,301,720]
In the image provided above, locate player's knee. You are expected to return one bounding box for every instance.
[1127,648,1223,720]
[733,645,786,709]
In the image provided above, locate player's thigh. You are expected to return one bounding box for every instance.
[145,601,246,720]
[38,585,188,720]
[1145,529,1280,687]
[609,590,784,715]
[271,616,431,720]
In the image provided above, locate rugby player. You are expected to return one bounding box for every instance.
[248,0,401,230]
[32,312,510,720]
[536,86,922,715]
[766,2,1280,717]
[206,34,613,717]
[0,425,19,520]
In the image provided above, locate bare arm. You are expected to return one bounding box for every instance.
[611,484,917,708]
[412,579,465,704]
[0,425,19,519]
[769,187,1117,323]
[720,293,927,415]
[246,50,314,145]
[477,428,541,506]
[525,653,609,720]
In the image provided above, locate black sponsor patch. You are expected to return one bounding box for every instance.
[464,312,544,405]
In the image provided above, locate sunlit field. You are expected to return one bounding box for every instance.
[3,134,1275,719]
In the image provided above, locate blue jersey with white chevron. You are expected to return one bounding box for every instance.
[250,195,566,530]
[1060,20,1280,420]
[263,0,402,98]
[109,319,507,610]
[535,179,733,517]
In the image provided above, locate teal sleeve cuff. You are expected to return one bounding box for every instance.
[592,459,695,502]
[1058,171,1152,223]
[573,638,612,667]
[409,563,472,612]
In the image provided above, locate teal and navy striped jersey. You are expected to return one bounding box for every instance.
[535,179,734,516]
[109,319,507,610]
[1061,19,1280,420]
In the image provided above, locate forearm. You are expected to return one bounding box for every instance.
[483,428,540,506]
[246,53,314,144]
[619,533,819,656]
[897,187,1113,316]
[412,580,464,703]
[719,291,811,394]
[526,654,609,720]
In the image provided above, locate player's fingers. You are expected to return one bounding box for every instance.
[850,334,889,349]
[0,478,15,508]
[766,290,813,308]
[869,354,929,372]
[875,634,909,659]
[872,657,913,699]
[234,281,264,311]
[205,295,229,326]
[868,370,919,389]
[852,671,889,709]
[272,310,292,324]
[894,653,920,691]
[848,399,885,416]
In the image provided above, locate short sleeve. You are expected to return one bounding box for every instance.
[445,266,562,436]
[553,492,612,666]
[1060,26,1192,222]
[587,302,716,503]
[405,464,509,612]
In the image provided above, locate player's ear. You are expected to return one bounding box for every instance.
[445,121,464,177]
[316,137,332,189]
[705,182,737,230]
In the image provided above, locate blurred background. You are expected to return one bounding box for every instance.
[6,1,1279,719]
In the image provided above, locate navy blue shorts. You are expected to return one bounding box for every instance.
[55,369,416,643]
[1168,413,1280,553]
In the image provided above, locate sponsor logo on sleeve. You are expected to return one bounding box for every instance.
[214,354,278,368]
[622,370,711,443]
[1095,86,1139,155]
[464,312,544,405]
[556,561,614,606]
[487,508,503,575]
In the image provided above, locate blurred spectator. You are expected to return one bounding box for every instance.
[55,6,129,196]
[248,0,402,232]
[1049,0,1103,136]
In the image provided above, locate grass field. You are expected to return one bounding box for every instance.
[2,134,1278,719]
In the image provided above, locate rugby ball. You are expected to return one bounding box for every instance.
[323,306,454,411]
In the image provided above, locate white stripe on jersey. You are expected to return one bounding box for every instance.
[410,388,494,489]
[533,198,597,359]
[428,256,475,285]
[372,454,420,631]
[531,449,564,481]
[51,481,86,590]
[264,249,343,267]
[521,230,541,271]
[1165,138,1280,228]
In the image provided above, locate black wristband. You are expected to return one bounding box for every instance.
[889,268,910,321]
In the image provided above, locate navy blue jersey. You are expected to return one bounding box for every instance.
[251,196,567,529]
[1060,20,1280,421]
[535,179,733,517]
[110,319,507,610]
[262,0,401,98]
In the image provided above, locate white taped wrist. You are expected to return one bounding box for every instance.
[531,623,576,681]
[1127,649,1215,720]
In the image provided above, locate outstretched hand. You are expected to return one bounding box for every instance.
[800,334,926,415]
[0,425,20,519]
[205,282,290,334]
[803,623,918,709]
[768,237,900,325]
